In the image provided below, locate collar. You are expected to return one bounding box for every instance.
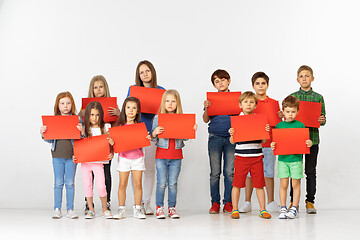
[299,87,313,95]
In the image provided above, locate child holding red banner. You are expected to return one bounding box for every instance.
[40,91,84,219]
[74,101,114,219]
[271,95,312,219]
[151,90,197,219]
[203,69,235,214]
[290,65,326,214]
[81,75,118,214]
[113,97,151,219]
[239,72,281,213]
[127,60,165,215]
[229,91,271,219]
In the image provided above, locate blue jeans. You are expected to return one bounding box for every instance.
[156,159,182,208]
[52,158,77,210]
[208,134,235,205]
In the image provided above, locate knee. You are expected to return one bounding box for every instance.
[54,179,64,189]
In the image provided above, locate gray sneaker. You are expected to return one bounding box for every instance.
[52,208,62,219]
[239,201,252,213]
[134,206,146,219]
[113,207,126,219]
[142,202,154,215]
[66,210,78,219]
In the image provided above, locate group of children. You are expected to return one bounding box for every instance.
[204,65,326,220]
[41,61,326,221]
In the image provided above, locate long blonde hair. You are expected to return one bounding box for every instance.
[159,89,183,114]
[88,75,111,98]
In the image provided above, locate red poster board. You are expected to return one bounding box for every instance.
[254,99,281,127]
[109,122,151,153]
[230,114,269,142]
[158,113,196,139]
[206,92,242,116]
[272,128,310,155]
[295,101,322,128]
[73,135,111,163]
[82,97,118,123]
[42,115,80,140]
[129,86,166,114]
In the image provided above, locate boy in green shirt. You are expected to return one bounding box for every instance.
[271,95,312,219]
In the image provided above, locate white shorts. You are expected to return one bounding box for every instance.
[117,156,146,172]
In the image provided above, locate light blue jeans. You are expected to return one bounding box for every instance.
[155,159,182,208]
[52,158,77,210]
[208,134,235,205]
[247,147,275,178]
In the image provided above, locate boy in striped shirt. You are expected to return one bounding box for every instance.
[229,91,271,219]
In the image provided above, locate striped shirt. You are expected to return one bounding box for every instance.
[235,140,263,157]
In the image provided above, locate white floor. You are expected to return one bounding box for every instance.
[0,209,356,240]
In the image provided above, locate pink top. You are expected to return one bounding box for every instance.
[119,123,144,160]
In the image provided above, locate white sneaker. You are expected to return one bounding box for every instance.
[85,210,95,219]
[168,207,180,219]
[285,206,298,219]
[278,207,287,219]
[239,201,252,213]
[66,210,78,219]
[266,201,281,212]
[52,208,62,219]
[133,206,146,219]
[103,210,113,219]
[143,202,154,215]
[113,206,126,219]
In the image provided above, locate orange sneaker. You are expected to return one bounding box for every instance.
[259,210,271,219]
[231,210,240,219]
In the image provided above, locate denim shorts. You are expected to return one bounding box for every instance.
[247,147,275,178]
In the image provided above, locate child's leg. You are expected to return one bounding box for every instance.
[244,177,253,202]
[103,160,112,203]
[142,142,156,204]
[131,170,143,206]
[255,188,266,211]
[168,159,182,208]
[279,178,289,207]
[304,145,319,203]
[81,163,94,211]
[92,164,107,212]
[155,159,168,207]
[118,171,130,206]
[291,179,301,207]
[223,139,235,204]
[64,158,77,211]
[262,147,276,203]
[264,177,274,203]
[231,187,240,211]
[208,135,223,205]
[52,158,65,210]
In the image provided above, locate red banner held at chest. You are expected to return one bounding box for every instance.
[42,115,80,140]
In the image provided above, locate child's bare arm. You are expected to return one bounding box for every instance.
[152,126,164,138]
[203,100,211,123]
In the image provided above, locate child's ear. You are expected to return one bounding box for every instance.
[228,78,231,85]
[239,103,242,109]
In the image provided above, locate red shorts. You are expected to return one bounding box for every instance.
[233,155,265,188]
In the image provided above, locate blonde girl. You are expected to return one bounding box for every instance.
[113,97,151,219]
[74,101,114,219]
[40,91,84,219]
[151,90,197,219]
[81,75,117,213]
[126,60,165,215]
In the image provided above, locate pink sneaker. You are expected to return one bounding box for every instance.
[168,207,180,219]
[156,206,166,219]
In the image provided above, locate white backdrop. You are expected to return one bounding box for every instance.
[0,0,359,211]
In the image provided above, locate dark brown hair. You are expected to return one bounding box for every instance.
[84,101,106,137]
[251,72,269,86]
[54,91,76,115]
[282,95,300,110]
[115,97,141,126]
[135,60,158,88]
[211,69,230,85]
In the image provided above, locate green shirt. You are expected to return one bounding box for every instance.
[291,88,326,145]
[276,120,305,162]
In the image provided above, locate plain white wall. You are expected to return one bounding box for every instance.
[0,0,359,210]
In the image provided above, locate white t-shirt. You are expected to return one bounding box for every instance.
[89,123,111,164]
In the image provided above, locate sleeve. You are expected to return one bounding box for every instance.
[320,95,326,126]
[126,86,131,97]
[151,114,159,142]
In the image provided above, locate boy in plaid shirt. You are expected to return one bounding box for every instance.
[290,65,326,214]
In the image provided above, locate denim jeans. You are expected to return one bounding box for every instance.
[155,159,182,208]
[52,158,77,210]
[208,134,235,205]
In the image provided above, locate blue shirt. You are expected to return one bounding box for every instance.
[208,115,231,137]
[127,85,165,132]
